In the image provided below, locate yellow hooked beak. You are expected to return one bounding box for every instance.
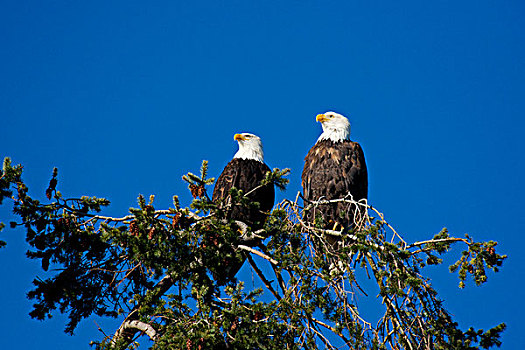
[316,113,328,122]
[234,133,246,141]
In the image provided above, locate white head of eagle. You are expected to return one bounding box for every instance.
[233,133,264,163]
[316,111,351,143]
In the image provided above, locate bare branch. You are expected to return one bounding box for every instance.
[238,245,279,265]
[112,320,158,344]
[407,237,470,250]
[246,254,281,301]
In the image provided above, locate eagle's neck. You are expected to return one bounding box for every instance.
[317,127,350,143]
[234,144,264,163]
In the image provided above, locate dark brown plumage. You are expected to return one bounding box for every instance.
[302,139,368,234]
[211,138,275,284]
[212,158,275,229]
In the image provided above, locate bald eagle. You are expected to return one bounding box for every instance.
[212,133,275,282]
[302,111,368,243]
[213,133,275,229]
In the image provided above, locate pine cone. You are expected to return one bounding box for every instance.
[129,221,139,236]
[173,212,182,228]
[231,318,239,331]
[253,311,263,321]
[148,227,156,240]
[190,184,206,199]
[173,212,193,230]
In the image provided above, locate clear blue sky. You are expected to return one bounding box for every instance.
[1,1,524,348]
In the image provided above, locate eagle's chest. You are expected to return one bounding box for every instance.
[312,145,354,167]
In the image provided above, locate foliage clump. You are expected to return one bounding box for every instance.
[0,157,506,349]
